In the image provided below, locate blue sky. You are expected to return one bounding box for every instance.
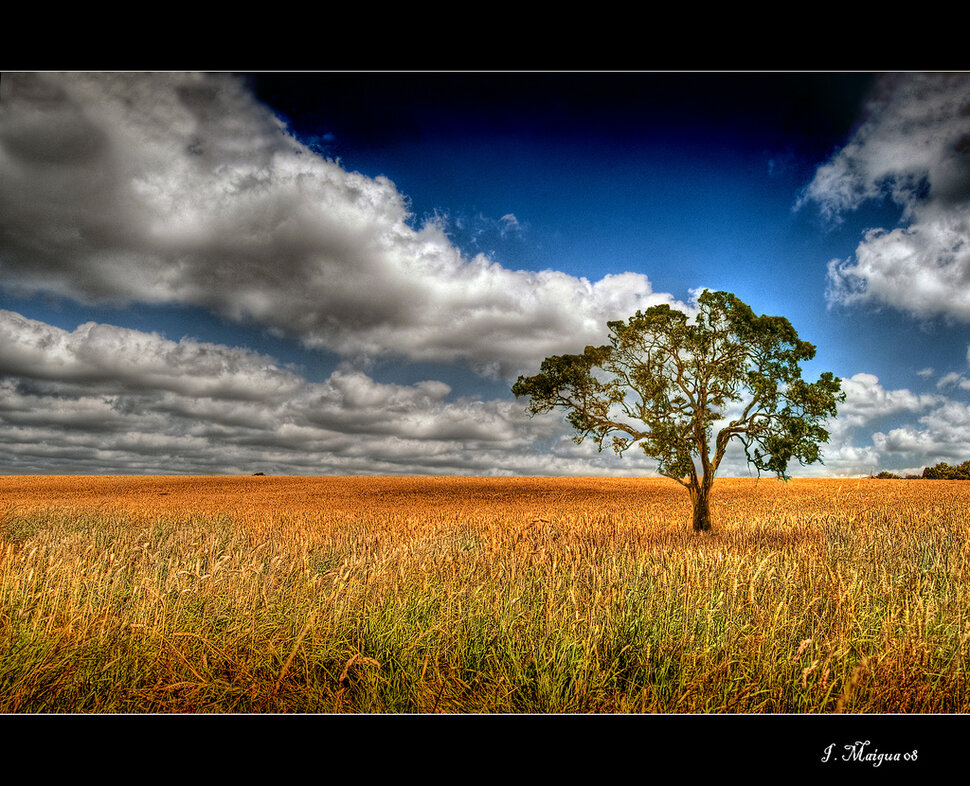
[2,71,969,476]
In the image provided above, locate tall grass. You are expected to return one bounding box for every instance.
[0,475,967,712]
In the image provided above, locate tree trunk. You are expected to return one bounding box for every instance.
[689,483,712,532]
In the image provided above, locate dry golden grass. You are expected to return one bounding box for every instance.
[1,474,967,712]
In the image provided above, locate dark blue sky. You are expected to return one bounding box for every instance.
[2,72,969,476]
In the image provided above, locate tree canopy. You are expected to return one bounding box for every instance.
[922,461,970,480]
[512,290,845,531]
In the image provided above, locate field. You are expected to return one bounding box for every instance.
[1,474,968,713]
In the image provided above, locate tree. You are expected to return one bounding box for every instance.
[511,290,845,532]
[922,461,970,480]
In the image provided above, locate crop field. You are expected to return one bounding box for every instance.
[0,474,968,713]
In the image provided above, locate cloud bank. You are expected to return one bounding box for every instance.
[0,309,572,475]
[798,73,970,322]
[1,308,968,477]
[0,72,683,378]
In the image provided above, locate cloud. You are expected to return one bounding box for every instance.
[498,213,522,237]
[800,73,970,220]
[0,309,618,476]
[796,73,970,322]
[0,310,513,474]
[836,372,941,428]
[4,309,969,478]
[937,371,970,391]
[871,395,970,462]
[815,372,970,473]
[0,72,684,378]
[0,309,305,401]
[694,372,959,478]
[825,217,970,320]
[764,371,970,476]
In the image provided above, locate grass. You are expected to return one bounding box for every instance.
[0,474,967,713]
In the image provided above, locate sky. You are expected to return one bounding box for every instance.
[1,71,970,478]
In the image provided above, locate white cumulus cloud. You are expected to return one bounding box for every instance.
[0,72,685,378]
[797,73,970,322]
[0,310,615,476]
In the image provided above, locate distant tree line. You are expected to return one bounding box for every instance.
[874,460,970,480]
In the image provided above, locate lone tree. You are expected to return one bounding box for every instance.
[511,290,844,532]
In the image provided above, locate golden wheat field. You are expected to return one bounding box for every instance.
[1,473,968,713]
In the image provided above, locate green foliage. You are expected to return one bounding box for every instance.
[922,461,970,480]
[512,291,845,509]
[872,461,970,480]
